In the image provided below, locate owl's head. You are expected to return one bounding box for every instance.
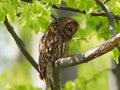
[52,17,79,41]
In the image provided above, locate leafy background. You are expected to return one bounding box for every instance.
[0,0,120,90]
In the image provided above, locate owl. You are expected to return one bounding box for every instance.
[38,17,79,89]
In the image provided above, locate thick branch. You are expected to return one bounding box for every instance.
[4,16,39,73]
[55,33,120,68]
[53,68,61,90]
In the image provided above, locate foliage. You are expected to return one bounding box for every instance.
[0,61,41,90]
[0,0,120,90]
[64,33,111,90]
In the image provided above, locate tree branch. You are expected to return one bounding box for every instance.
[4,1,120,71]
[4,16,39,73]
[52,5,86,14]
[53,68,61,90]
[21,0,33,3]
[55,33,120,68]
[19,0,120,22]
[95,0,116,37]
[104,0,110,4]
[91,12,120,20]
[5,0,120,73]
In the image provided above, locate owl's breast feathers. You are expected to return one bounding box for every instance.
[38,28,69,86]
[39,27,69,61]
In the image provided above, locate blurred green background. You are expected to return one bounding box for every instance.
[1,0,120,90]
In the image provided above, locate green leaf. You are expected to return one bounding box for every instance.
[112,47,119,64]
[2,3,15,21]
[64,81,76,90]
[65,0,81,9]
[0,8,5,23]
[10,0,19,11]
[85,0,96,13]
[0,0,19,22]
[8,85,41,90]
[19,1,51,34]
[37,16,50,31]
[43,0,61,6]
[0,0,9,2]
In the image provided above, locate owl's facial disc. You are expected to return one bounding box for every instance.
[63,22,79,39]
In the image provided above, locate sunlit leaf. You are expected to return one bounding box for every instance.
[112,47,119,64]
[0,8,5,23]
[43,0,61,6]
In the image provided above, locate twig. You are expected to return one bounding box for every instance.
[104,0,110,4]
[19,0,120,22]
[91,12,106,17]
[4,16,39,73]
[52,5,86,14]
[72,37,89,42]
[95,0,116,37]
[21,0,33,3]
[55,33,120,68]
[51,14,57,21]
[91,12,120,20]
[20,0,86,14]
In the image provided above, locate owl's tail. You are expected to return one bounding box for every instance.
[45,62,54,89]
[44,77,54,90]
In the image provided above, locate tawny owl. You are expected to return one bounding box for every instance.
[38,17,79,89]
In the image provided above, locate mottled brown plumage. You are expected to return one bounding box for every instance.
[38,17,79,88]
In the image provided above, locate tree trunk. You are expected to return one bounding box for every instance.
[109,47,120,90]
